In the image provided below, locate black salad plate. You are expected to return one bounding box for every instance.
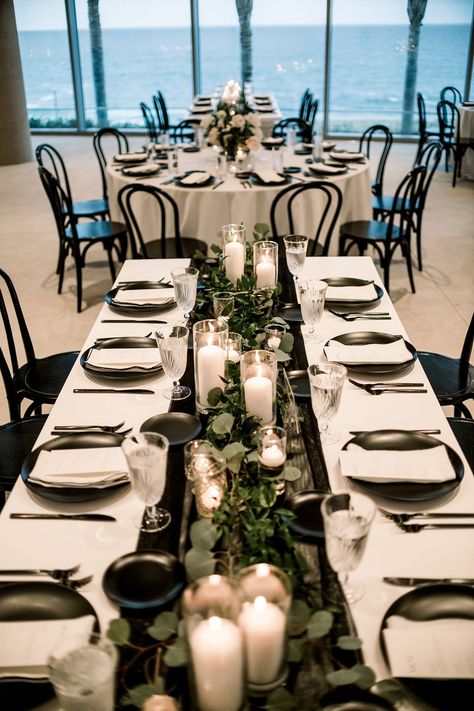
[322,277,384,311]
[113,152,147,163]
[0,582,99,711]
[342,430,463,502]
[308,163,348,176]
[183,145,200,153]
[174,171,215,188]
[380,584,474,711]
[294,147,312,155]
[103,550,186,609]
[286,490,328,541]
[324,331,417,376]
[22,432,128,503]
[283,166,301,174]
[274,302,303,323]
[256,107,275,113]
[287,370,310,399]
[140,412,201,446]
[80,337,162,382]
[250,172,289,186]
[106,282,176,314]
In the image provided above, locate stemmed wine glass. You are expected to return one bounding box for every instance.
[307,362,347,444]
[121,432,170,533]
[299,279,327,342]
[283,235,308,285]
[321,492,375,603]
[171,267,199,325]
[155,325,190,400]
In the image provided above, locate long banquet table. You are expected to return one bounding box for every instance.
[187,95,282,138]
[1,255,473,708]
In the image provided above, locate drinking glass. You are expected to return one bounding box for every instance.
[121,432,170,532]
[307,362,347,444]
[213,291,234,321]
[299,279,327,342]
[283,235,308,284]
[271,147,283,172]
[171,267,199,324]
[321,492,375,603]
[216,151,228,178]
[48,633,117,711]
[155,325,190,400]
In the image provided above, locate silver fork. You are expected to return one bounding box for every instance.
[66,575,94,590]
[379,508,474,524]
[398,522,474,533]
[51,427,133,436]
[348,379,425,395]
[52,421,125,432]
[0,563,80,583]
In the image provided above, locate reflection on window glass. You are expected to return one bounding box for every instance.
[199,0,240,95]
[14,0,76,128]
[75,0,193,128]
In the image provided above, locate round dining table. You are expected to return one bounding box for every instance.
[459,103,474,179]
[107,146,372,254]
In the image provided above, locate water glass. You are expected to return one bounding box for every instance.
[171,267,199,323]
[48,633,117,711]
[121,432,170,532]
[286,127,296,149]
[154,325,190,400]
[298,279,327,342]
[321,492,375,603]
[283,234,308,283]
[216,151,228,178]
[271,147,283,172]
[307,362,347,445]
[213,291,234,321]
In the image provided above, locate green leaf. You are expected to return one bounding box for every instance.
[107,618,130,645]
[307,610,334,638]
[288,599,311,636]
[211,412,234,435]
[270,316,288,326]
[184,548,216,581]
[288,637,305,663]
[207,387,223,407]
[337,635,363,651]
[352,663,376,690]
[190,518,219,551]
[192,248,206,260]
[177,618,187,638]
[147,611,179,641]
[253,222,270,238]
[279,332,294,352]
[164,637,188,667]
[326,668,360,687]
[273,347,291,362]
[120,681,164,707]
[283,466,301,482]
[265,687,294,710]
[210,243,221,254]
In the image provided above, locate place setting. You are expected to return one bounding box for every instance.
[322,276,384,312]
[323,331,418,377]
[80,336,163,382]
[172,170,216,188]
[105,281,176,314]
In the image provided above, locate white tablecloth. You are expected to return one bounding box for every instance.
[459,104,474,179]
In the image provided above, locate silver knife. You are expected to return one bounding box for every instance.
[384,576,474,586]
[73,388,155,394]
[10,513,116,521]
[349,428,441,435]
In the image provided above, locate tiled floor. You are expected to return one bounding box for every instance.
[0,135,473,421]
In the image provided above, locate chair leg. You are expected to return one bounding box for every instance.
[415,213,423,272]
[57,242,66,295]
[382,251,391,294]
[106,246,117,283]
[455,403,473,419]
[73,245,83,313]
[404,243,416,294]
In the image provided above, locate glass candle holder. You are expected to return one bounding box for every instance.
[226,332,243,364]
[256,423,286,473]
[184,440,225,481]
[213,291,235,321]
[182,576,245,711]
[222,224,246,285]
[193,319,228,413]
[236,563,292,694]
[264,323,286,351]
[241,350,277,426]
[253,241,278,290]
[193,453,227,518]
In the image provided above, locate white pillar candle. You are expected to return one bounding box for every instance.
[256,260,276,288]
[267,335,281,349]
[190,616,244,711]
[259,444,286,468]
[224,240,245,285]
[238,596,286,686]
[227,347,241,363]
[197,344,226,405]
[244,374,273,425]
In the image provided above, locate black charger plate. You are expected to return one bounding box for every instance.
[287,369,310,399]
[250,172,289,187]
[140,412,202,446]
[121,165,160,177]
[286,490,328,542]
[342,430,464,501]
[322,277,384,311]
[105,282,176,314]
[274,302,303,323]
[22,432,128,503]
[80,337,162,382]
[324,331,417,376]
[380,584,474,711]
[174,171,215,188]
[0,582,99,711]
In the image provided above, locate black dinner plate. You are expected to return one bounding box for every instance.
[250,172,289,187]
[261,138,285,150]
[0,582,99,711]
[80,337,162,382]
[283,166,301,174]
[103,550,186,609]
[322,277,384,311]
[286,490,328,541]
[308,163,348,176]
[140,412,202,446]
[113,152,147,163]
[121,165,160,177]
[21,432,129,503]
[183,145,200,153]
[294,147,312,155]
[256,107,275,113]
[342,430,464,501]
[380,584,474,710]
[287,369,310,399]
[105,282,176,314]
[274,302,303,323]
[324,331,417,376]
[174,171,215,188]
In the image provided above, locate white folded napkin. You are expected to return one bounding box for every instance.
[113,287,175,306]
[123,163,159,175]
[309,163,346,175]
[383,615,474,679]
[325,284,378,301]
[29,447,129,487]
[324,338,412,364]
[114,152,147,162]
[180,171,211,185]
[329,150,364,161]
[0,615,95,679]
[87,348,161,370]
[189,105,209,113]
[339,444,455,483]
[262,137,284,144]
[253,170,286,184]
[322,140,336,150]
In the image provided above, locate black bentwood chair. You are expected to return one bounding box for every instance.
[154,91,183,137]
[419,314,474,418]
[272,117,312,143]
[306,97,319,135]
[437,100,474,186]
[298,89,313,122]
[440,86,463,105]
[359,125,393,198]
[448,418,474,468]
[93,128,129,206]
[140,101,159,143]
[0,267,78,419]
[117,183,208,259]
[38,167,127,312]
[172,120,199,144]
[415,92,440,164]
[270,181,343,257]
[339,166,426,294]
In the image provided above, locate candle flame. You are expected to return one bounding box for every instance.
[254,595,267,612]
[208,616,223,631]
[209,575,222,586]
[256,563,271,578]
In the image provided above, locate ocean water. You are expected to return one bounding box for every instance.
[18,24,470,132]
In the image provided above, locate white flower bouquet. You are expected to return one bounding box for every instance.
[201,98,262,157]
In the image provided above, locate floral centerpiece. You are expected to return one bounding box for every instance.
[201,89,262,158]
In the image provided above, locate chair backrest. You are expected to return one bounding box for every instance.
[437,99,460,144]
[153,94,166,133]
[386,165,427,241]
[298,89,312,121]
[172,119,198,144]
[0,345,22,422]
[37,166,76,245]
[117,183,183,258]
[157,91,171,132]
[306,97,319,134]
[35,144,73,206]
[414,140,442,207]
[270,181,343,256]
[359,124,393,198]
[460,313,474,386]
[272,117,312,143]
[93,128,129,201]
[440,86,462,105]
[140,102,158,143]
[417,92,427,134]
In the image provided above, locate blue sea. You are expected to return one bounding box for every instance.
[18,24,470,132]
